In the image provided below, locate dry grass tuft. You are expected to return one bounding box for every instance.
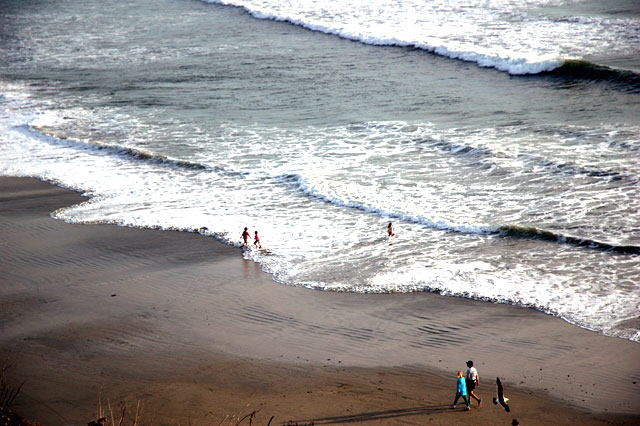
[0,364,40,426]
[86,396,281,426]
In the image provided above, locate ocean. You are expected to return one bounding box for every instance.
[1,0,639,343]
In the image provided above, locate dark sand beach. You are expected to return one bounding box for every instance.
[1,176,638,426]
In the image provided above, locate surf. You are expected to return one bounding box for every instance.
[200,0,640,78]
[21,123,238,175]
[289,172,640,255]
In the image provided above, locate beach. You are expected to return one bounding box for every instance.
[1,176,638,426]
[2,0,639,424]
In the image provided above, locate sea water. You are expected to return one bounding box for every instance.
[1,0,639,342]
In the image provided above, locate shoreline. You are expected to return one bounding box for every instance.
[1,176,638,425]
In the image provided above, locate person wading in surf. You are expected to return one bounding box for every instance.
[241,227,250,246]
[387,222,396,238]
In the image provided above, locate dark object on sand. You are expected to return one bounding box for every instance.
[492,377,510,412]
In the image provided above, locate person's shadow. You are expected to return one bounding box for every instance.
[286,404,455,424]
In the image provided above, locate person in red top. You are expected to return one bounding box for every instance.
[254,231,262,249]
[241,227,250,246]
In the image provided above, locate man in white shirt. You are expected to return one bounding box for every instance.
[465,360,482,406]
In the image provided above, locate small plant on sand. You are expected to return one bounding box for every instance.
[89,393,142,426]
[88,396,280,426]
[227,410,274,426]
[0,364,39,426]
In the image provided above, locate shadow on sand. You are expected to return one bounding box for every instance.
[288,404,457,424]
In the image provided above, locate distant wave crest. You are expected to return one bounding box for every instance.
[203,0,563,75]
[201,0,640,81]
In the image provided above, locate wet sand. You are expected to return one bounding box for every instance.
[0,176,638,426]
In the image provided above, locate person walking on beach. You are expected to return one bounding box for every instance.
[254,230,262,249]
[387,222,396,238]
[241,227,250,247]
[466,360,482,406]
[451,371,471,410]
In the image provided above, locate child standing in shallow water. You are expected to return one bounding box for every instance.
[241,227,250,246]
[452,371,471,410]
[254,230,262,249]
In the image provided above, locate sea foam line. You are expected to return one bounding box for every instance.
[202,0,640,81]
[22,122,640,255]
[287,173,640,255]
[203,0,565,75]
[20,123,246,176]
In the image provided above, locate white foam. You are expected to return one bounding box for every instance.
[368,261,640,342]
[292,173,497,235]
[201,0,639,75]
